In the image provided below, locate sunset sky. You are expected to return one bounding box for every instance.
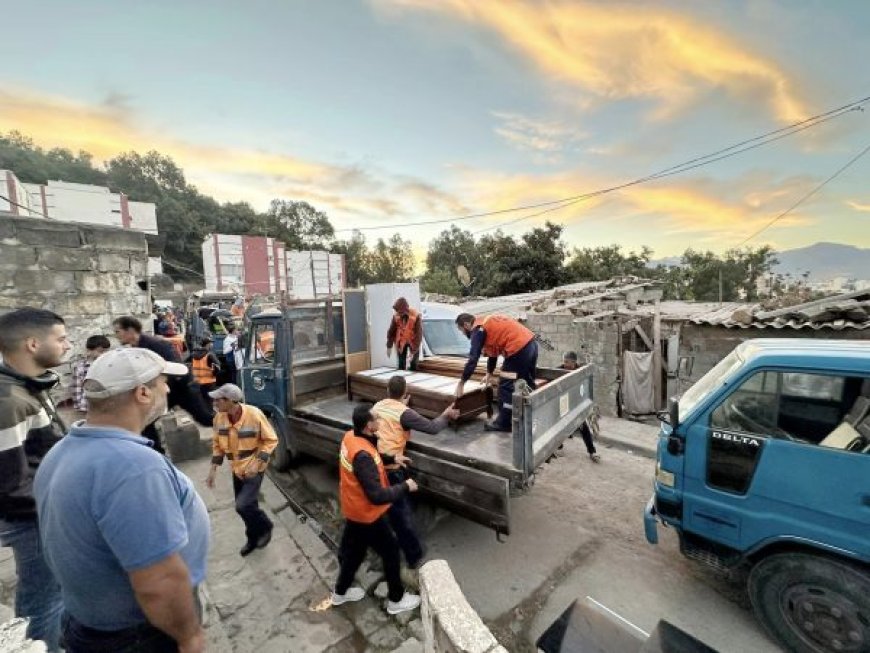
[1,0,869,257]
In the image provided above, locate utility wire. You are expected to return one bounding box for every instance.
[736,139,870,247]
[334,93,870,234]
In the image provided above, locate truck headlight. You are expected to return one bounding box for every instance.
[655,462,675,488]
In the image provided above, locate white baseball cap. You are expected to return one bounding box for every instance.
[84,348,188,399]
[208,383,244,402]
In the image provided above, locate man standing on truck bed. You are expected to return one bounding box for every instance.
[387,297,422,371]
[373,375,460,569]
[332,404,422,615]
[454,313,538,432]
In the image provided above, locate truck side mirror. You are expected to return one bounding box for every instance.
[669,397,680,430]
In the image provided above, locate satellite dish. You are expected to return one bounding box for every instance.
[457,265,472,287]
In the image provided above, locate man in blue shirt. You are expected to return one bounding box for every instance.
[35,348,210,653]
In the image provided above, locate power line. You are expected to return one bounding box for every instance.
[334,93,870,234]
[736,139,870,247]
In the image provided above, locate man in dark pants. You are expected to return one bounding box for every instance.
[561,351,601,462]
[113,316,215,453]
[386,297,422,371]
[0,308,69,651]
[332,405,421,615]
[205,384,277,556]
[454,313,538,432]
[372,376,459,568]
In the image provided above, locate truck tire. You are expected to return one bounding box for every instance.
[269,416,297,472]
[748,552,870,653]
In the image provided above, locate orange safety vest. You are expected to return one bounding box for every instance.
[339,431,390,524]
[257,330,275,355]
[372,398,411,459]
[473,315,534,358]
[192,355,216,385]
[393,309,420,351]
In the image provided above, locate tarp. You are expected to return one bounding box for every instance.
[623,351,655,414]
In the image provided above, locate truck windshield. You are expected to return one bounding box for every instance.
[424,319,472,357]
[678,348,746,421]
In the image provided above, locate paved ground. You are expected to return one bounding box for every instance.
[289,418,783,653]
[0,452,424,653]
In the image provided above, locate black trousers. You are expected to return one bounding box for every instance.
[335,517,403,602]
[232,473,273,543]
[386,469,424,568]
[580,428,597,455]
[396,345,419,372]
[492,339,539,429]
[61,591,201,653]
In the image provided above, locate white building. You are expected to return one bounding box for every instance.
[2,171,162,275]
[201,234,344,299]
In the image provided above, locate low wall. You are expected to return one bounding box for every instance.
[419,560,507,653]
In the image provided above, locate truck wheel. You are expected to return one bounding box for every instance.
[269,416,297,472]
[748,552,870,653]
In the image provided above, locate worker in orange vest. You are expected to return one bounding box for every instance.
[331,405,421,615]
[454,313,538,432]
[372,376,459,569]
[386,297,422,371]
[190,336,222,403]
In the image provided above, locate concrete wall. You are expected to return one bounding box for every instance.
[419,560,507,653]
[0,215,151,401]
[525,314,621,416]
[677,322,870,388]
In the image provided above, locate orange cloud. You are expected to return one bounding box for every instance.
[375,0,810,123]
[0,86,467,230]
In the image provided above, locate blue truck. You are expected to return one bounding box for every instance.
[645,339,869,652]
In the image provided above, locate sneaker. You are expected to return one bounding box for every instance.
[331,587,366,606]
[387,592,421,615]
[590,453,601,463]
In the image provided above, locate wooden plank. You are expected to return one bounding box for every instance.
[633,324,667,373]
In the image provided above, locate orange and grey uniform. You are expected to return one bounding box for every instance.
[387,309,422,355]
[372,398,450,467]
[211,404,278,477]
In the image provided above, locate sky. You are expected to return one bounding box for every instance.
[1,0,869,261]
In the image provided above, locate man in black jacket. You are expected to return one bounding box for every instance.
[331,405,421,615]
[113,316,214,453]
[0,308,69,651]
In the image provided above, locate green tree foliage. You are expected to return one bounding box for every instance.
[420,267,461,296]
[472,222,567,295]
[0,132,108,186]
[331,230,416,287]
[565,245,653,281]
[263,200,335,250]
[677,246,778,301]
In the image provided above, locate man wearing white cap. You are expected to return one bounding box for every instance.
[34,348,210,653]
[205,384,278,556]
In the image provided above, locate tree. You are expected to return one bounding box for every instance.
[332,230,371,287]
[565,245,653,281]
[263,200,335,250]
[0,131,108,187]
[474,222,567,295]
[425,226,481,292]
[420,267,461,296]
[368,234,415,283]
[678,246,778,301]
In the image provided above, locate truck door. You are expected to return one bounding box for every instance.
[683,370,870,556]
[241,318,288,414]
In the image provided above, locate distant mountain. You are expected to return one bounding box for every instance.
[771,242,870,282]
[650,242,870,282]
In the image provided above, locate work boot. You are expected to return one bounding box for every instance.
[331,587,366,606]
[483,421,510,432]
[239,540,257,557]
[256,527,273,549]
[387,592,421,615]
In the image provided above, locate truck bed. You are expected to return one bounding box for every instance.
[294,394,521,483]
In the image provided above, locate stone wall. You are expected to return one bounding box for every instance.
[0,215,151,400]
[419,560,507,653]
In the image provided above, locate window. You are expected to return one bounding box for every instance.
[424,319,472,357]
[250,324,276,363]
[707,371,868,494]
[679,348,746,422]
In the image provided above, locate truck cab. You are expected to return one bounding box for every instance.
[645,339,870,652]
